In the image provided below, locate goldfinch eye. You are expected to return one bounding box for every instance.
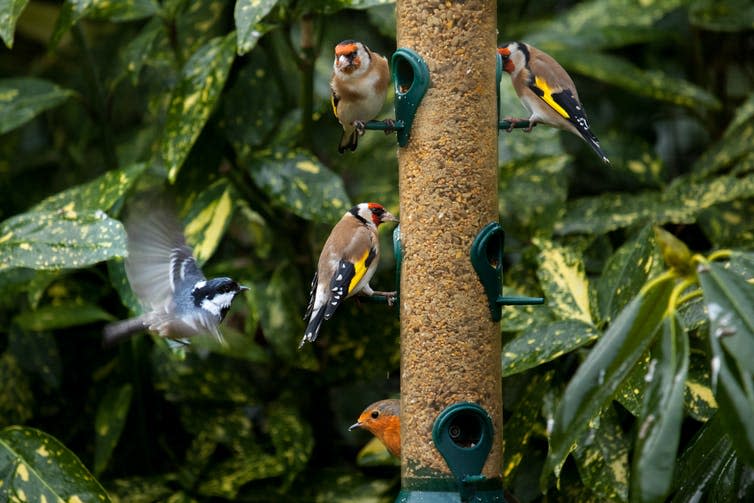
[371,410,379,419]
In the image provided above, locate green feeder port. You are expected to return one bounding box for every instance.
[470,222,544,321]
[396,403,506,503]
[368,225,402,305]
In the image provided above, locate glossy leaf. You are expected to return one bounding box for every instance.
[33,163,146,213]
[183,178,236,265]
[631,313,689,503]
[8,330,62,389]
[234,0,277,55]
[692,108,754,178]
[0,78,73,135]
[248,149,351,224]
[0,426,109,502]
[503,320,599,377]
[614,352,650,417]
[49,0,92,49]
[549,49,720,111]
[0,0,28,48]
[87,0,158,21]
[534,238,592,323]
[698,261,754,375]
[94,384,133,476]
[545,274,675,481]
[671,414,733,502]
[163,33,236,182]
[120,17,164,85]
[558,173,754,235]
[0,353,33,428]
[13,301,113,331]
[597,225,660,324]
[0,209,126,271]
[684,351,717,421]
[572,407,629,502]
[689,0,754,32]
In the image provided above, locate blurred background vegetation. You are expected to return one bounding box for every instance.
[0,0,753,501]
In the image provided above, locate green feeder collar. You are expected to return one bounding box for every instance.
[368,224,402,305]
[470,222,543,321]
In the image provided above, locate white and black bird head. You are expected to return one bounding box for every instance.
[498,41,528,78]
[103,204,247,346]
[350,202,398,230]
[333,40,372,77]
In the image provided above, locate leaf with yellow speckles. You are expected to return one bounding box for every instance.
[0,78,73,134]
[86,0,158,22]
[571,407,629,502]
[0,0,29,48]
[597,225,662,325]
[558,173,754,236]
[544,274,674,484]
[13,301,114,331]
[94,384,132,476]
[33,163,147,214]
[0,426,109,502]
[234,0,276,55]
[631,312,689,503]
[248,149,352,224]
[534,238,592,324]
[0,209,126,271]
[163,33,236,182]
[503,319,599,377]
[183,179,236,266]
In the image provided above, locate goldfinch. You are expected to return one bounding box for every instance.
[498,42,610,164]
[301,203,398,347]
[330,40,391,153]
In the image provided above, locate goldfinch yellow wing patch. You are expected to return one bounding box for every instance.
[531,76,570,119]
[331,92,340,118]
[349,247,376,293]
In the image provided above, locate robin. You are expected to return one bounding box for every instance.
[349,399,401,458]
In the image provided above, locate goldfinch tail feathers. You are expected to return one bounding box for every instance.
[549,88,610,164]
[301,306,326,348]
[579,130,610,165]
[338,130,358,153]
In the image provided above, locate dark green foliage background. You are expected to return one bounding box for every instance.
[0,0,753,501]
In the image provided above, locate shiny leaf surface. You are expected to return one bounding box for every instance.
[0,0,28,48]
[94,384,133,476]
[534,238,592,323]
[234,0,276,55]
[0,78,73,134]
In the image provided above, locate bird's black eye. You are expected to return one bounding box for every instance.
[371,410,379,419]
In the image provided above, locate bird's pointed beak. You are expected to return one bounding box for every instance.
[239,285,250,292]
[383,211,399,223]
[348,421,362,431]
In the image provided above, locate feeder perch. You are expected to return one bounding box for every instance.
[496,51,531,132]
[369,225,402,305]
[470,222,544,321]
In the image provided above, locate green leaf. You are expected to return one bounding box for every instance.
[183,178,236,265]
[0,353,33,428]
[671,413,734,501]
[614,352,650,416]
[49,0,92,49]
[689,0,754,32]
[355,437,399,467]
[544,274,674,482]
[163,32,237,182]
[630,313,689,503]
[94,384,133,476]
[0,426,110,502]
[503,320,599,377]
[572,407,629,502]
[699,261,754,375]
[684,351,717,421]
[249,149,352,224]
[0,78,73,135]
[33,163,147,213]
[499,155,569,237]
[234,0,277,55]
[0,209,127,271]
[0,0,29,48]
[87,0,159,21]
[597,225,660,324]
[547,49,721,111]
[534,238,592,323]
[13,301,115,331]
[8,330,62,389]
[557,173,754,235]
[120,17,164,85]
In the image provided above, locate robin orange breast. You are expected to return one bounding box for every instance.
[349,398,401,458]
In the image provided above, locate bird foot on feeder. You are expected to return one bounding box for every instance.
[373,290,397,306]
[382,118,396,135]
[354,120,366,136]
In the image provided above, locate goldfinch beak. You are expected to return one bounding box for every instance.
[382,211,398,223]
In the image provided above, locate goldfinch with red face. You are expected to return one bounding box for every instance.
[498,42,610,164]
[301,203,398,347]
[330,40,390,153]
